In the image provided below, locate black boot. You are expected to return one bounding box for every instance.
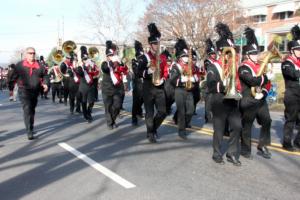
[27,130,35,140]
[82,103,89,120]
[257,146,271,159]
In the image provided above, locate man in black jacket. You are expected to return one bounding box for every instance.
[238,27,272,159]
[8,47,48,140]
[207,23,242,166]
[281,24,300,151]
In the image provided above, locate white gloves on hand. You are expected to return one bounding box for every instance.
[223,78,229,87]
[159,78,164,85]
[111,55,120,63]
[181,76,188,82]
[266,72,274,81]
[254,92,264,100]
[148,68,154,74]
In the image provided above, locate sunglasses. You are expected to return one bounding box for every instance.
[27,52,36,55]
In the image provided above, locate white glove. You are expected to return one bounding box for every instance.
[181,76,188,82]
[254,92,264,100]
[223,78,229,87]
[148,68,154,74]
[193,74,199,82]
[159,78,164,85]
[111,55,120,63]
[266,72,274,81]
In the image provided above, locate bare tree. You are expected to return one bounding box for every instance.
[85,0,138,45]
[136,0,244,58]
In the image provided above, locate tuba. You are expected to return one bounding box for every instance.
[51,49,64,65]
[88,47,100,62]
[251,43,283,97]
[62,40,77,57]
[185,47,193,90]
[221,47,242,100]
[151,41,161,86]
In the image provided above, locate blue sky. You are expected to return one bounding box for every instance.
[0,0,148,64]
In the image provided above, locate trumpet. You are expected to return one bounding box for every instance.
[221,47,242,100]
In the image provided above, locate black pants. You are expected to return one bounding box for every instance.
[51,82,62,102]
[19,89,39,132]
[192,84,200,113]
[79,87,94,120]
[92,78,99,101]
[69,84,80,113]
[240,97,271,154]
[164,79,175,114]
[211,93,241,158]
[63,78,70,104]
[175,88,194,132]
[283,91,300,145]
[132,80,143,122]
[102,92,122,126]
[205,92,213,123]
[143,84,167,135]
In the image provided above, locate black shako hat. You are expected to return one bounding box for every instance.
[288,24,300,51]
[134,40,144,57]
[215,22,235,51]
[105,40,117,56]
[205,38,216,55]
[175,38,188,58]
[243,27,259,55]
[147,23,161,44]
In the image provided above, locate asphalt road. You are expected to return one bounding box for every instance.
[0,90,299,200]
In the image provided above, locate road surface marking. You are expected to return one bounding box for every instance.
[94,104,300,156]
[58,142,136,189]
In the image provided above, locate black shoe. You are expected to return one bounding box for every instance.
[282,142,296,152]
[75,109,82,114]
[178,131,187,140]
[240,153,253,160]
[212,156,225,165]
[294,141,300,149]
[107,125,113,130]
[186,124,192,128]
[45,96,49,99]
[59,100,63,104]
[137,114,144,119]
[112,123,118,129]
[148,133,157,143]
[226,154,241,166]
[193,112,197,116]
[173,118,177,125]
[27,131,35,140]
[132,120,138,126]
[257,146,271,159]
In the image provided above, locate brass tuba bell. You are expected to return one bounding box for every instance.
[62,40,77,57]
[51,49,64,65]
[88,47,100,62]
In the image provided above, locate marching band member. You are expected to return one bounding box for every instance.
[49,64,63,103]
[60,55,72,105]
[8,47,48,140]
[39,56,49,99]
[101,41,128,129]
[281,24,300,151]
[76,46,96,123]
[163,49,175,115]
[131,40,144,126]
[137,23,168,143]
[238,27,272,159]
[203,39,217,123]
[207,23,242,165]
[169,38,197,139]
[191,49,201,115]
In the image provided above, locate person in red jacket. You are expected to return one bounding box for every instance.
[8,47,48,140]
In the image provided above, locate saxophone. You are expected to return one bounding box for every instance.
[152,41,161,86]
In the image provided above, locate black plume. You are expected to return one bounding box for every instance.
[205,38,215,50]
[106,40,113,49]
[215,22,233,41]
[80,46,88,58]
[162,49,171,58]
[291,24,300,41]
[175,38,188,53]
[244,27,258,47]
[134,40,143,55]
[147,23,161,38]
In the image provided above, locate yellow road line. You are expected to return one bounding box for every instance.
[94,104,300,156]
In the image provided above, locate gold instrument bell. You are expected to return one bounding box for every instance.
[62,40,77,57]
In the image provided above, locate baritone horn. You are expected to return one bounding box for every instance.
[62,40,77,56]
[151,40,161,86]
[221,47,242,100]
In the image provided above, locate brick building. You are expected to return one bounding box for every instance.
[240,0,300,53]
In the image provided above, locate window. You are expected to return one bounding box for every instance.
[252,15,266,23]
[277,11,293,20]
[277,36,288,52]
